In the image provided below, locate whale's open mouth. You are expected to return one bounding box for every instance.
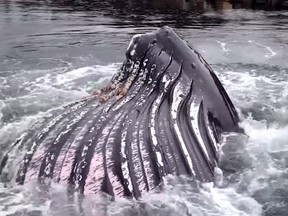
[0,26,242,199]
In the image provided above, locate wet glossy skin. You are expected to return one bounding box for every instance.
[0,26,242,199]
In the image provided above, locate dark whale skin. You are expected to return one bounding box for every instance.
[0,26,242,199]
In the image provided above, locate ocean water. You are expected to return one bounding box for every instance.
[0,1,288,215]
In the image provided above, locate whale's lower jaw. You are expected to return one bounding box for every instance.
[0,26,242,199]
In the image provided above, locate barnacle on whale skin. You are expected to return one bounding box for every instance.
[89,64,137,103]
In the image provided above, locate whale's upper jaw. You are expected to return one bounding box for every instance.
[125,26,195,62]
[123,26,241,133]
[125,26,177,62]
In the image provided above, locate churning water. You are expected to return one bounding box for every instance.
[0,1,288,215]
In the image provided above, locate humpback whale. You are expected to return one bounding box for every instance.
[0,26,242,199]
